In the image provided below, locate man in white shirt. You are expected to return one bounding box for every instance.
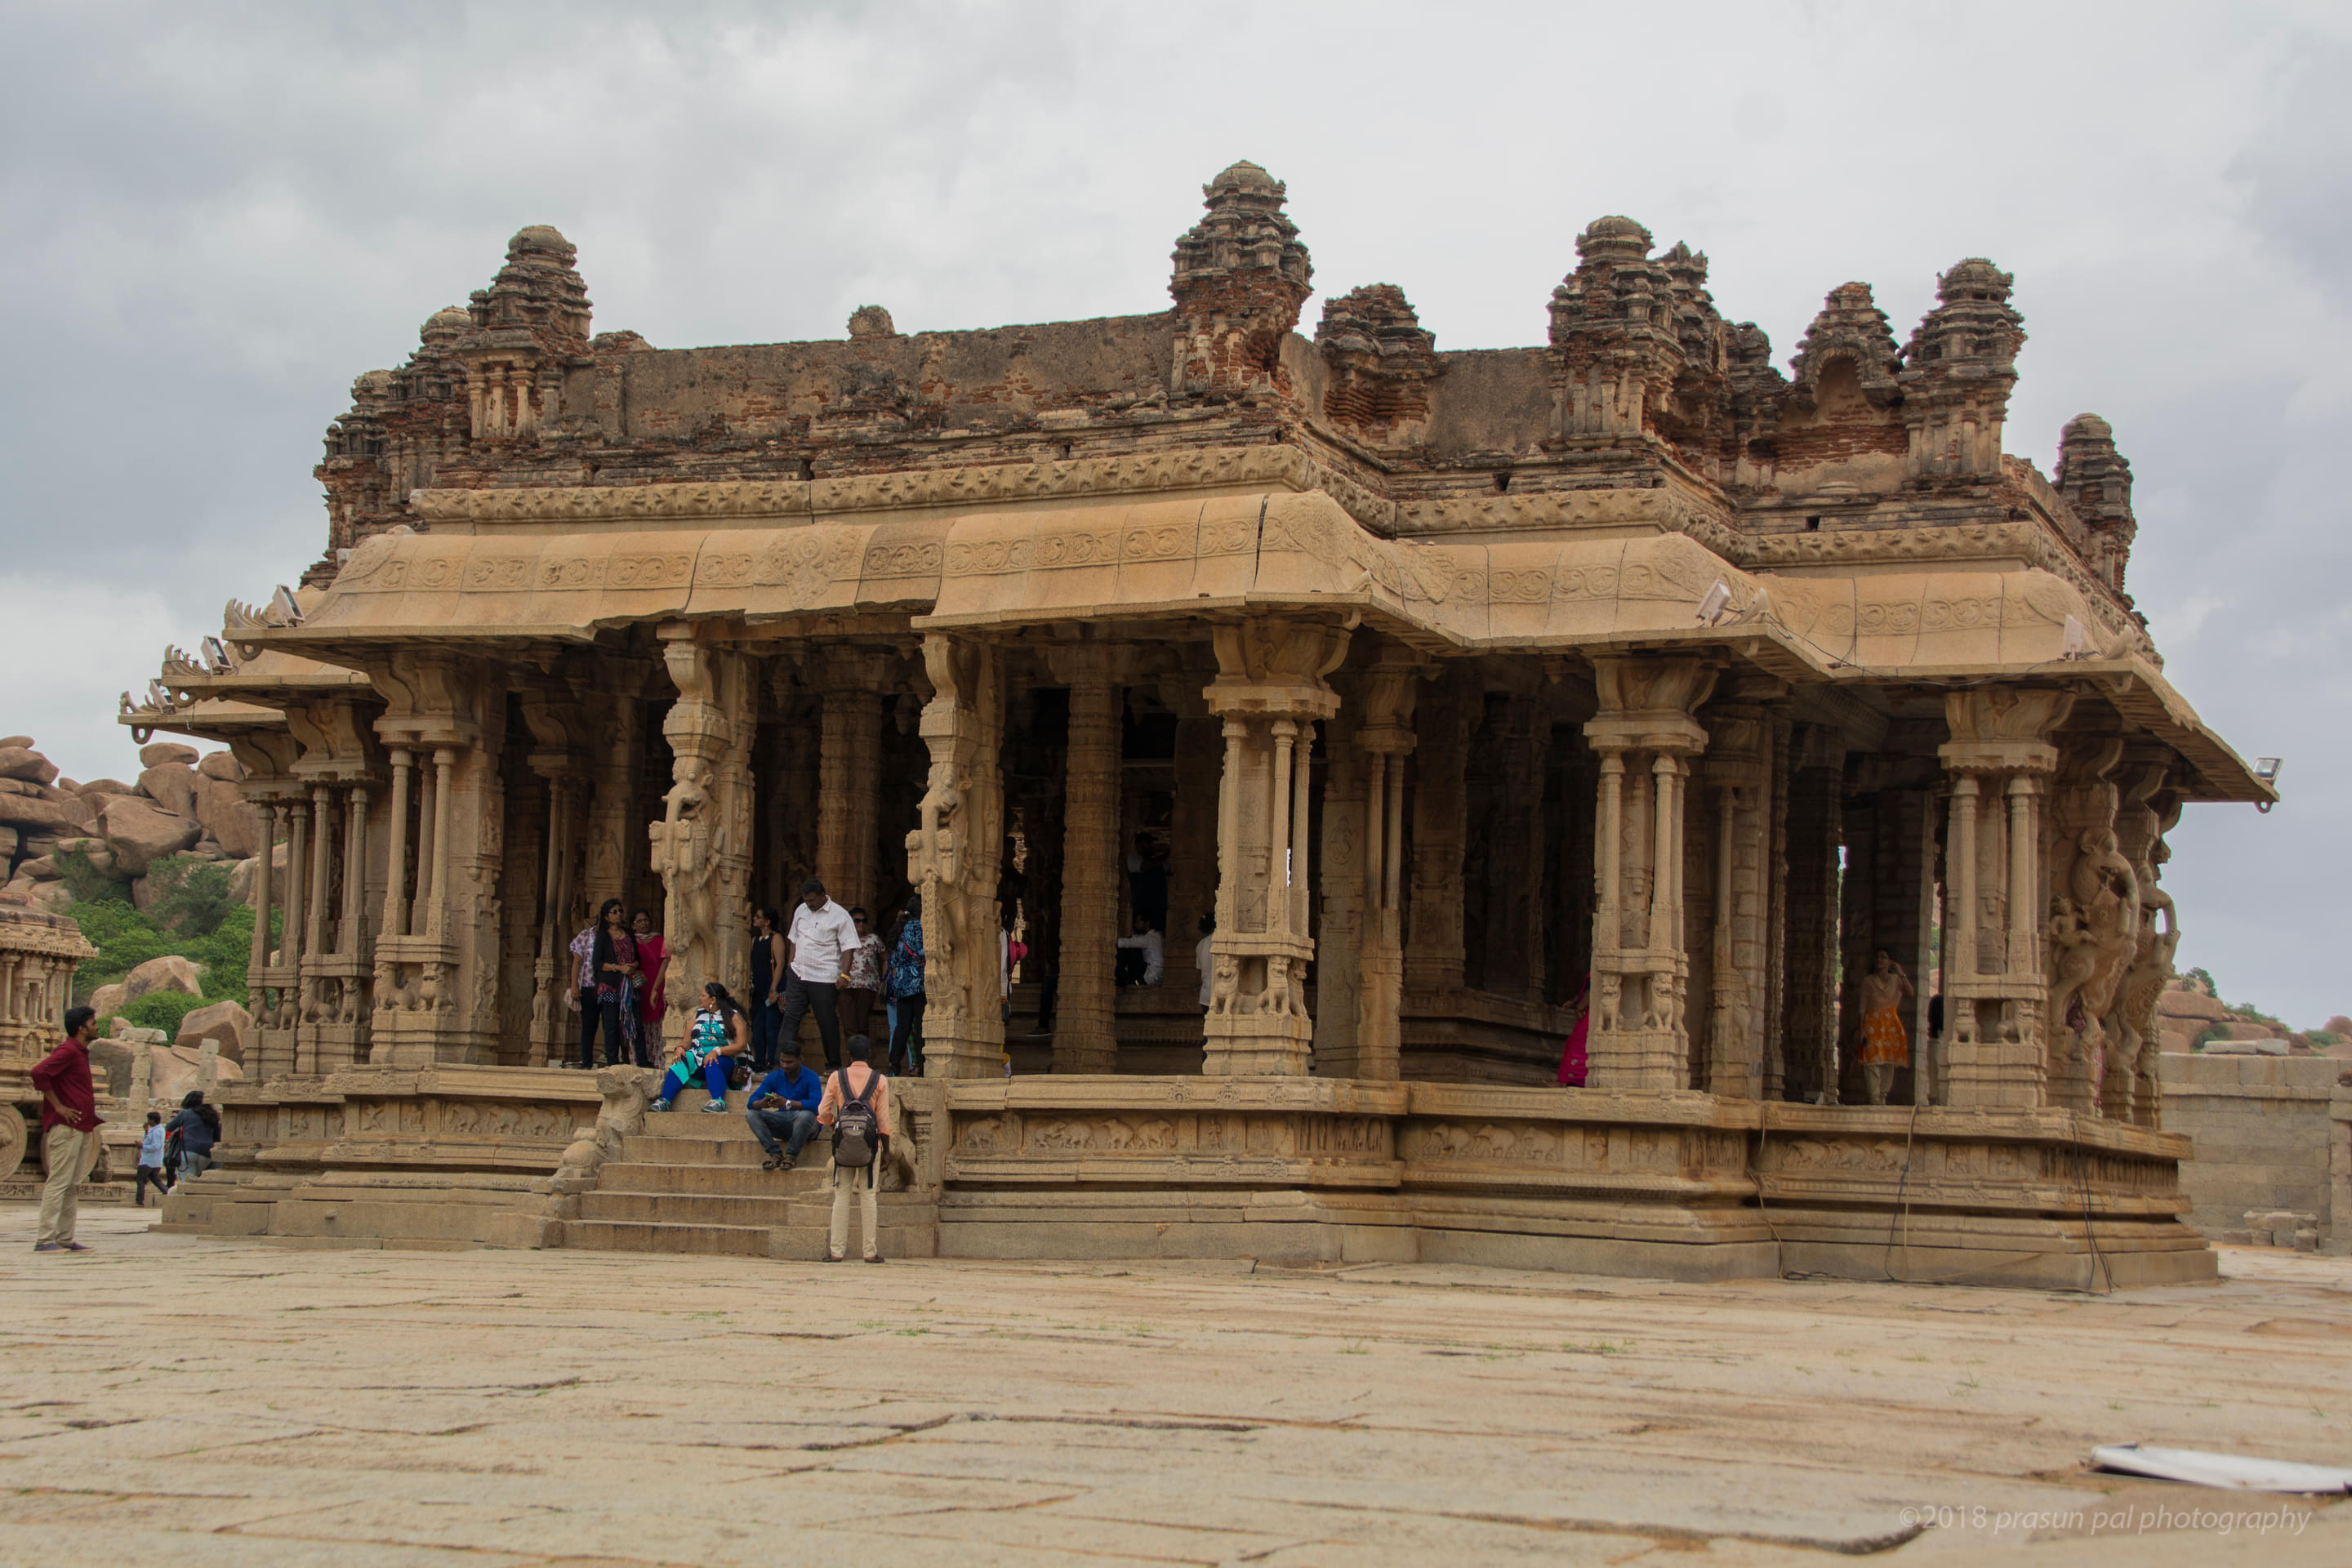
[1196,914,1214,1013]
[782,878,860,1069]
[1115,913,1165,987]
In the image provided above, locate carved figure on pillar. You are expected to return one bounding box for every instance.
[1202,620,1347,1076]
[651,628,752,1058]
[905,632,1009,1079]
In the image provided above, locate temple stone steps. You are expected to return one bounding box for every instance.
[559,1085,936,1261]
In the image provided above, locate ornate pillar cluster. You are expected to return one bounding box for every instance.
[1048,645,1133,1074]
[1582,656,1717,1093]
[369,657,499,1067]
[1202,621,1347,1076]
[1312,703,1365,1076]
[1937,688,2074,1111]
[0,912,96,1069]
[649,628,755,1054]
[263,697,383,1076]
[906,633,1010,1079]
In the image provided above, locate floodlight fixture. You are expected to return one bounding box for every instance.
[1696,579,1732,626]
[2254,755,2283,813]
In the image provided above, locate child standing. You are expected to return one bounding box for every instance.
[135,1111,167,1206]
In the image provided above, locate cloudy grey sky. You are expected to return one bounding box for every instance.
[3,1,2345,1018]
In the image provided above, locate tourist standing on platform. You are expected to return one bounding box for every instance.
[1115,912,1164,987]
[134,1111,167,1206]
[782,880,858,1070]
[746,1045,823,1171]
[631,909,668,1060]
[840,906,884,1040]
[884,893,926,1074]
[1556,980,1591,1088]
[1858,950,1914,1106]
[817,1034,892,1263]
[167,1090,221,1181]
[567,911,599,1069]
[650,982,746,1112]
[31,1005,103,1252]
[748,906,786,1071]
[589,898,639,1069]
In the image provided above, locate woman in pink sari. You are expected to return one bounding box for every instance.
[1557,979,1591,1087]
[631,908,668,1062]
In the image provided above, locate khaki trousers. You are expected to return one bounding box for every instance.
[38,1125,98,1247]
[829,1161,879,1260]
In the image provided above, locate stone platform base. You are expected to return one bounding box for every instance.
[155,1169,560,1250]
[145,1069,2215,1289]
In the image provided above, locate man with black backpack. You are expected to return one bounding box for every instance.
[817,1033,892,1263]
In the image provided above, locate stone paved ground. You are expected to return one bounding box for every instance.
[2,1205,2348,1566]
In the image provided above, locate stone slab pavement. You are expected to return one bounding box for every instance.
[2,1205,2348,1566]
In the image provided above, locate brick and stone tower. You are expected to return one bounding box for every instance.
[1169,160,1312,399]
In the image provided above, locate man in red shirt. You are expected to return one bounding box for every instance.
[32,1006,104,1252]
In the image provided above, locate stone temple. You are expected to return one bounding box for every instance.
[121,161,2271,1283]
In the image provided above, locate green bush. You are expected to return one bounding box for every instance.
[146,855,237,938]
[69,864,268,1013]
[55,844,125,905]
[122,989,207,1038]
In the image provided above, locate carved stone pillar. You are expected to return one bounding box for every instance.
[1202,621,1347,1076]
[1485,690,1547,1002]
[906,633,1010,1080]
[244,799,274,1020]
[1349,655,1419,1081]
[252,799,297,1080]
[1938,688,2074,1110]
[1161,676,1222,1011]
[1761,713,1792,1100]
[2114,760,2182,1127]
[1404,666,1474,995]
[2041,733,2156,1120]
[650,628,755,1055]
[1780,727,1843,1102]
[580,667,644,908]
[814,648,894,915]
[519,687,587,1069]
[1700,696,1773,1099]
[1048,646,1129,1074]
[1583,656,1717,1093]
[1312,702,1365,1078]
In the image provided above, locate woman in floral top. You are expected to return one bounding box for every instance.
[588,898,640,1068]
[884,893,926,1074]
[840,906,885,1041]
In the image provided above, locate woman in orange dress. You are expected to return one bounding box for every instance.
[1857,949,1914,1105]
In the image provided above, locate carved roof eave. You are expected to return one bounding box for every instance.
[117,695,288,746]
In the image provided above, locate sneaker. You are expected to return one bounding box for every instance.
[61,1241,92,1252]
[648,1099,672,1112]
[863,1254,885,1265]
[702,1098,730,1113]
[32,1242,60,1252]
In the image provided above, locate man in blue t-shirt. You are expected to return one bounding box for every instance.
[745,1047,823,1171]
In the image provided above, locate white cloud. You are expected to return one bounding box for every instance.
[2,0,2348,1018]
